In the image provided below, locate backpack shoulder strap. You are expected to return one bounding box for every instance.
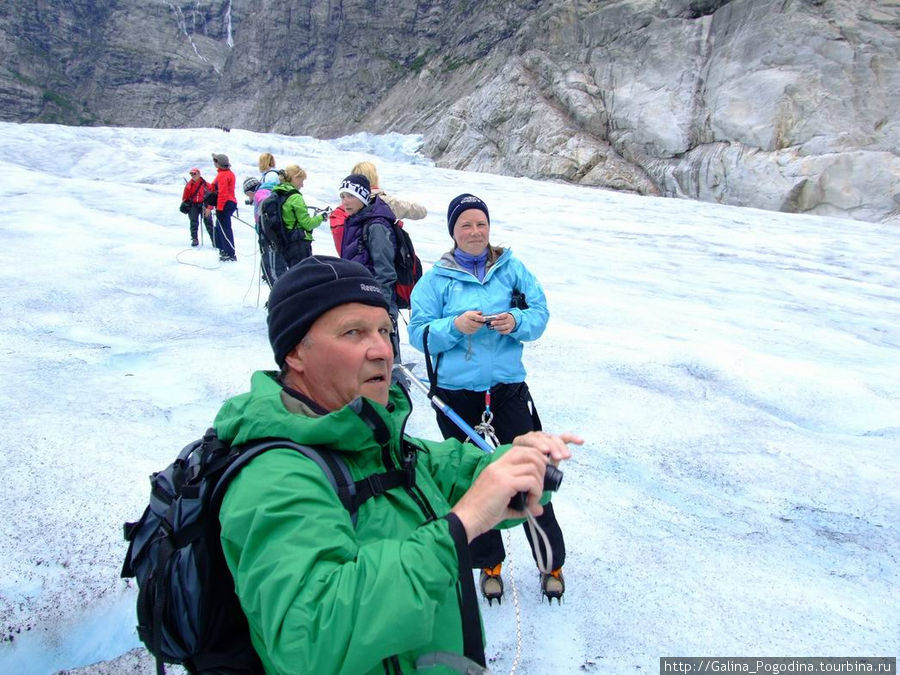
[268,188,295,214]
[187,179,205,201]
[211,438,359,521]
[360,217,397,249]
[209,437,415,526]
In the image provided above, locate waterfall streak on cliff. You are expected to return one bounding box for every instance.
[226,0,234,47]
[168,2,209,63]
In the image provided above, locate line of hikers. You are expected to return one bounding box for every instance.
[180,153,430,269]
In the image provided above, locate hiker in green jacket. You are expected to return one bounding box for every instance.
[215,255,581,674]
[270,164,327,267]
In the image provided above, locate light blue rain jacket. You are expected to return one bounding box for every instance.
[408,247,549,391]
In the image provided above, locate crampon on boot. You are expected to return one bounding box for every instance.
[540,567,565,604]
[479,564,504,605]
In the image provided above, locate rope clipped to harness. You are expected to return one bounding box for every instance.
[397,365,558,563]
[397,364,566,673]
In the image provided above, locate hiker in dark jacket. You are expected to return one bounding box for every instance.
[407,193,568,604]
[215,255,581,673]
[181,168,214,246]
[338,173,402,356]
[329,161,427,254]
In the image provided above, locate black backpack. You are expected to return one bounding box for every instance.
[257,188,294,254]
[363,219,423,310]
[121,427,416,674]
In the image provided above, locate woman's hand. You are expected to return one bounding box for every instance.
[483,312,515,335]
[454,311,517,335]
[454,310,487,335]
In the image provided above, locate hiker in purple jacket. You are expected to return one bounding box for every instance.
[338,173,402,357]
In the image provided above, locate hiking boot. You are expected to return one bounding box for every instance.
[191,238,199,247]
[219,254,237,262]
[540,567,565,604]
[479,564,503,606]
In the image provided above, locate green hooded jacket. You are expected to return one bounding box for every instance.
[215,371,516,674]
[272,182,324,240]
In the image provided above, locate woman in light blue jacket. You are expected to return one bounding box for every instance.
[408,193,567,604]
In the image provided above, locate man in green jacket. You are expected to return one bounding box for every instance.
[216,255,581,674]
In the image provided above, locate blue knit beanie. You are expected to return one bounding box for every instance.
[447,193,490,236]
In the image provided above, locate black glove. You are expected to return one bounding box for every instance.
[318,206,332,221]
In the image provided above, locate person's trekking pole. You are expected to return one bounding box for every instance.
[233,213,256,230]
[394,363,562,504]
[396,364,493,454]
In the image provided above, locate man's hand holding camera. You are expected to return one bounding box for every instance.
[451,431,582,543]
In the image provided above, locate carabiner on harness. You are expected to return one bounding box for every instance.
[473,391,500,449]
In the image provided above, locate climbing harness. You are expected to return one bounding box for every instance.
[472,391,500,447]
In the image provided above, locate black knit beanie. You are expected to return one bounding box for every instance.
[267,256,389,366]
[446,193,490,236]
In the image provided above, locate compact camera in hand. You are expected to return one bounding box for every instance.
[482,314,501,329]
[508,464,563,511]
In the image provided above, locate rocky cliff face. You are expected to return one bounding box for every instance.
[0,0,233,126]
[1,0,896,221]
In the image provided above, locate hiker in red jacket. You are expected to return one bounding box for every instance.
[207,154,238,262]
[181,168,214,247]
